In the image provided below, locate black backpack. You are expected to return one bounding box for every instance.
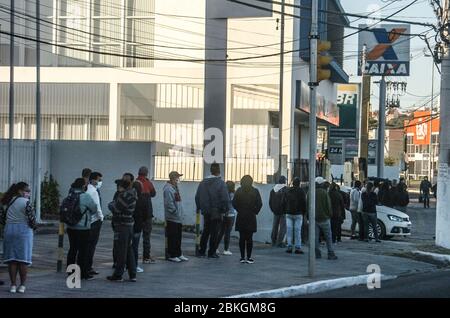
[60,192,85,226]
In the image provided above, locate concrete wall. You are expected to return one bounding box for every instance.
[151,181,275,243]
[49,141,153,213]
[0,140,51,192]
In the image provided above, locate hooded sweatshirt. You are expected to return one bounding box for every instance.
[164,182,183,223]
[269,184,287,215]
[195,175,230,215]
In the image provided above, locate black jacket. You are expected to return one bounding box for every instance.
[269,185,287,215]
[233,186,263,233]
[285,186,307,216]
[361,191,378,213]
[329,189,346,220]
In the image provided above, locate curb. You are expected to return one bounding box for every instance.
[412,250,450,265]
[226,274,397,298]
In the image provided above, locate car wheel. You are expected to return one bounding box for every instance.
[368,221,386,240]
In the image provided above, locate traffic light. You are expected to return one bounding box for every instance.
[317,40,332,83]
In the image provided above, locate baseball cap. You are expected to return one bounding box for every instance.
[169,171,183,180]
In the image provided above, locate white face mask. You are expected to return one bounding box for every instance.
[96,181,103,189]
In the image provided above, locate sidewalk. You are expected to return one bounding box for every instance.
[0,221,438,298]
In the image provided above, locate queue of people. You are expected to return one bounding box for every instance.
[1,162,417,291]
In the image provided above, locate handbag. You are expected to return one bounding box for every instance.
[418,194,423,203]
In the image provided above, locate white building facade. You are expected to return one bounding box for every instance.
[0,0,349,184]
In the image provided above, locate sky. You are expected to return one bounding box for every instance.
[340,0,439,112]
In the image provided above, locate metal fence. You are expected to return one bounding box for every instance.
[153,153,276,184]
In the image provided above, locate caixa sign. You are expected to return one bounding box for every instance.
[362,61,409,76]
[358,24,411,77]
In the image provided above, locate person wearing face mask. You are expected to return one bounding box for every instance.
[163,171,188,262]
[134,166,157,265]
[0,182,37,294]
[86,172,104,276]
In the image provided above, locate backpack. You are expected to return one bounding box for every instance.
[60,192,86,226]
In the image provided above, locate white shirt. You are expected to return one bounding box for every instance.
[349,188,361,211]
[86,184,104,222]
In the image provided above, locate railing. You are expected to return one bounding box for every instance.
[153,153,276,184]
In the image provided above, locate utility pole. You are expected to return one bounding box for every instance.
[359,44,370,181]
[377,77,386,178]
[308,0,319,278]
[436,0,450,249]
[278,0,285,180]
[429,57,435,182]
[35,0,42,222]
[8,0,15,186]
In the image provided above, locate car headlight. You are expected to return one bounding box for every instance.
[388,215,404,222]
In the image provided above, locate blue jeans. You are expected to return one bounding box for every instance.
[315,220,334,256]
[286,214,303,249]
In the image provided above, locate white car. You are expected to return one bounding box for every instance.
[340,186,412,240]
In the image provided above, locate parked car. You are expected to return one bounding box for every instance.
[339,186,412,240]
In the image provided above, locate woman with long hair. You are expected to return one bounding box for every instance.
[232,175,262,264]
[0,182,36,293]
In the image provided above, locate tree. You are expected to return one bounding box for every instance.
[41,173,61,219]
[384,156,397,166]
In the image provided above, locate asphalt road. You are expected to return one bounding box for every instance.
[301,269,450,298]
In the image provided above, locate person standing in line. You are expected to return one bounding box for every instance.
[394,182,410,213]
[0,182,37,294]
[107,179,137,282]
[361,182,381,243]
[163,171,188,263]
[284,177,307,254]
[349,181,362,240]
[232,175,262,264]
[135,167,157,264]
[216,181,237,255]
[269,176,288,248]
[195,163,230,259]
[307,177,337,260]
[329,183,345,244]
[86,172,104,276]
[65,178,98,281]
[82,168,92,187]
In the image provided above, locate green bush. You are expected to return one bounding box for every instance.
[41,173,61,220]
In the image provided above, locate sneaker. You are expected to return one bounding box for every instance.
[223,250,233,256]
[295,249,304,255]
[208,254,220,259]
[83,275,95,281]
[277,243,287,248]
[129,277,137,282]
[168,257,182,263]
[179,255,189,262]
[88,269,99,276]
[9,285,17,293]
[350,235,357,240]
[246,258,255,264]
[17,286,26,294]
[136,267,144,273]
[240,258,246,263]
[107,276,124,282]
[328,254,338,260]
[196,252,207,258]
[286,248,293,254]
